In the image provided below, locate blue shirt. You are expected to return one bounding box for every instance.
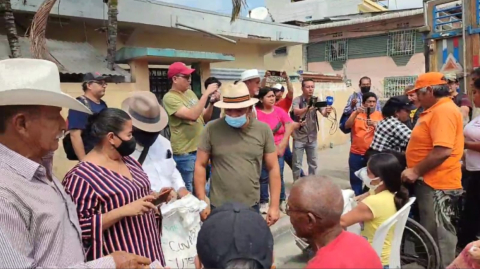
[67,96,107,153]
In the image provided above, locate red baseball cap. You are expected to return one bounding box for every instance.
[167,62,195,79]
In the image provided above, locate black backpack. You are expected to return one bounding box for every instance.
[63,96,91,161]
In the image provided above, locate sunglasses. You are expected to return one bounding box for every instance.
[176,74,191,80]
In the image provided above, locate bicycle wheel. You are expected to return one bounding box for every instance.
[401,218,441,269]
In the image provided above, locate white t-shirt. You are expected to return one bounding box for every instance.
[464,115,480,171]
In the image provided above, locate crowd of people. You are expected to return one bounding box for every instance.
[2,56,480,269]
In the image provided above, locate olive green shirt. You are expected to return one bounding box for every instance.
[163,89,205,154]
[198,118,276,207]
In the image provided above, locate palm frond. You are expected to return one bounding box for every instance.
[230,0,247,23]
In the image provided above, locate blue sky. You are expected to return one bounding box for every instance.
[157,0,266,16]
[157,0,422,15]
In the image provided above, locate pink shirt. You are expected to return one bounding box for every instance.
[256,106,292,146]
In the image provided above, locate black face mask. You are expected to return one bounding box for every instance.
[360,86,371,93]
[113,135,137,157]
[132,128,160,148]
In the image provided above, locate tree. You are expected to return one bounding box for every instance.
[106,0,118,71]
[231,0,247,23]
[0,0,21,58]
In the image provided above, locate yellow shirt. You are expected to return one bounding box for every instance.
[361,190,397,265]
[410,108,417,119]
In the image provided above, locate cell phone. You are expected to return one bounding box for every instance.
[268,70,282,77]
[152,189,171,206]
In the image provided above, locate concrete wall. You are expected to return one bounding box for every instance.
[264,45,305,72]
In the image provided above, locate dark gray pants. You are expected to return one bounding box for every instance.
[415,181,458,268]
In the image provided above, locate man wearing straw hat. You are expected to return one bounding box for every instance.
[124,91,190,199]
[194,82,281,226]
[0,59,154,268]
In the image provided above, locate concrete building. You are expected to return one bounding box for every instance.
[1,0,308,178]
[305,9,426,99]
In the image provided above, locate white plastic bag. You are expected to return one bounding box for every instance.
[160,194,207,269]
[341,189,362,235]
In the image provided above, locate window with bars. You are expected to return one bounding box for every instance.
[387,31,416,56]
[274,46,288,56]
[325,39,347,62]
[383,76,417,98]
[433,1,462,32]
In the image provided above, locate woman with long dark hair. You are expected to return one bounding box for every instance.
[63,108,166,264]
[255,87,301,214]
[340,153,409,268]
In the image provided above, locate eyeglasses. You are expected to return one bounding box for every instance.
[176,74,191,80]
[285,203,322,219]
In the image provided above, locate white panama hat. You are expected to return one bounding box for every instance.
[0,59,91,114]
[214,82,259,109]
[241,69,260,82]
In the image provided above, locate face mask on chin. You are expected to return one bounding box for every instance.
[113,134,137,156]
[355,167,383,193]
[225,114,247,128]
[360,86,371,93]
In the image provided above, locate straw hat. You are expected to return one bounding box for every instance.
[0,59,91,114]
[121,91,168,132]
[241,69,260,82]
[214,82,258,109]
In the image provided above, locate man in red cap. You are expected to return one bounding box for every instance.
[162,62,219,193]
[403,72,464,267]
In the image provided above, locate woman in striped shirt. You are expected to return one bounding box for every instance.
[63,108,167,264]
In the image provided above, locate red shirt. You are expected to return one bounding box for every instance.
[306,231,383,269]
[276,96,293,113]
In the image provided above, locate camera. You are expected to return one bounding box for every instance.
[308,96,328,108]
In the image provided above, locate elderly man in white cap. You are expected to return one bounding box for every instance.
[194,82,281,226]
[124,91,190,199]
[0,59,155,268]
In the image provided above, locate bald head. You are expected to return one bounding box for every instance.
[290,176,344,226]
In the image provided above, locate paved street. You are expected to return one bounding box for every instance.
[273,142,351,268]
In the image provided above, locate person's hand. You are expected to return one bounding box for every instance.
[351,98,358,109]
[266,206,280,226]
[177,188,190,198]
[325,106,333,114]
[210,90,221,103]
[111,251,151,269]
[205,83,219,96]
[265,71,271,78]
[121,195,156,217]
[401,168,420,183]
[356,106,365,114]
[200,205,211,221]
[366,119,377,127]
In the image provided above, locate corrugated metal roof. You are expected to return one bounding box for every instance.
[307,9,424,30]
[0,35,129,78]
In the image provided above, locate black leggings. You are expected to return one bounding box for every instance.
[458,170,480,248]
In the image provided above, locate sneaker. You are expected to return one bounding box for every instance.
[260,202,269,214]
[280,201,287,213]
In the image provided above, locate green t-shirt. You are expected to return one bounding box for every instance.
[163,89,205,154]
[198,118,276,207]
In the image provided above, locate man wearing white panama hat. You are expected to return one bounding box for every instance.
[0,59,154,268]
[194,82,281,226]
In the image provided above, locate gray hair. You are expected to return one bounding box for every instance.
[225,259,263,269]
[417,84,450,98]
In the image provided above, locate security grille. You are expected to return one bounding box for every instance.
[383,76,417,98]
[149,69,170,102]
[387,30,416,56]
[325,39,347,62]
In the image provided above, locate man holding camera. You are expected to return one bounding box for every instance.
[291,79,332,181]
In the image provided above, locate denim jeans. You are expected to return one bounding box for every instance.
[211,203,260,214]
[260,156,286,204]
[292,140,318,181]
[283,144,305,177]
[173,152,196,193]
[349,152,367,196]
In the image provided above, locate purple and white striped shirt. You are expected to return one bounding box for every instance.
[0,143,115,268]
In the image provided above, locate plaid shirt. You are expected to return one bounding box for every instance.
[370,116,412,152]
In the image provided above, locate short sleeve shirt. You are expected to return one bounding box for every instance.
[67,97,107,153]
[406,98,463,190]
[351,111,383,155]
[163,89,205,154]
[256,106,293,146]
[198,118,276,207]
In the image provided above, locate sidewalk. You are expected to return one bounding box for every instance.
[270,142,351,237]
